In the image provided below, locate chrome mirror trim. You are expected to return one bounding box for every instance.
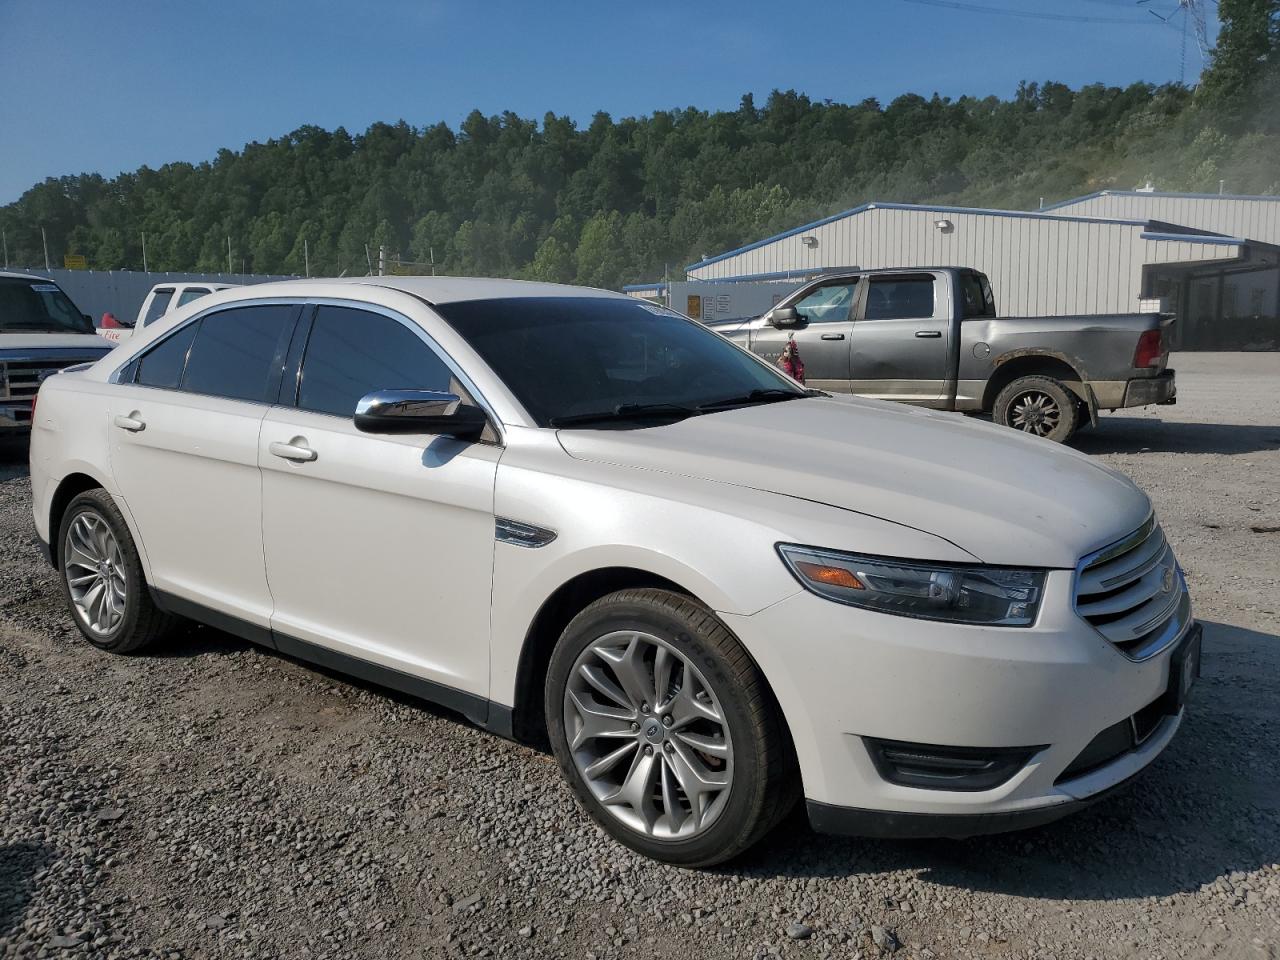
[355,389,460,420]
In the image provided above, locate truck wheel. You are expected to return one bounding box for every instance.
[545,588,798,867]
[993,376,1080,442]
[57,489,177,653]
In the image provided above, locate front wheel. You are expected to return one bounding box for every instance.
[545,588,798,867]
[993,375,1080,442]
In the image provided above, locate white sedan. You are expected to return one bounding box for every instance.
[28,277,1199,866]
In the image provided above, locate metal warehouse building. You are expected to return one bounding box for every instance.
[677,191,1280,350]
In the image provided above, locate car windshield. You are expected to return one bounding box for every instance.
[435,296,808,428]
[0,277,94,334]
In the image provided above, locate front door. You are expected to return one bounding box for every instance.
[850,273,950,406]
[258,303,499,705]
[751,278,860,391]
[106,302,298,627]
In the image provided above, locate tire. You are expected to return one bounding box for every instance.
[992,375,1080,443]
[545,588,798,867]
[57,489,176,653]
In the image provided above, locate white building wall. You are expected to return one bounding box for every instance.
[687,205,1240,317]
[1045,192,1280,246]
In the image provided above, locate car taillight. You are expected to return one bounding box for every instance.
[1134,329,1163,368]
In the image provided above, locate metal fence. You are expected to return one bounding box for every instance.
[6,268,298,327]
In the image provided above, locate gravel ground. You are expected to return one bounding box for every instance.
[1,352,1278,960]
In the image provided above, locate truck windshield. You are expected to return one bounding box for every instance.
[436,296,807,428]
[0,277,94,334]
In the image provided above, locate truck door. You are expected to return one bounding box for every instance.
[751,277,860,391]
[850,273,949,406]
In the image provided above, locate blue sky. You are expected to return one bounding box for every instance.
[0,0,1217,204]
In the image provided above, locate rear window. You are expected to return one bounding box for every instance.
[135,322,198,389]
[142,289,175,326]
[960,272,996,319]
[0,277,93,334]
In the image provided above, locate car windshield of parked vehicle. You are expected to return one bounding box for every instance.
[0,277,94,334]
[436,296,809,428]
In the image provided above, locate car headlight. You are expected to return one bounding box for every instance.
[777,544,1044,627]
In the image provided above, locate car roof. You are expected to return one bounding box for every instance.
[216,275,629,305]
[0,270,61,283]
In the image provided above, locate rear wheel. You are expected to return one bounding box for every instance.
[993,375,1080,443]
[58,489,176,653]
[545,588,797,867]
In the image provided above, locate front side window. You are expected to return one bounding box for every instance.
[297,306,458,418]
[176,287,211,308]
[865,277,936,320]
[142,290,174,327]
[436,297,805,427]
[792,280,859,324]
[180,304,294,402]
[0,277,93,334]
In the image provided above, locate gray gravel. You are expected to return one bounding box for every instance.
[2,352,1279,960]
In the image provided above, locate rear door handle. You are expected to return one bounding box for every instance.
[113,413,145,433]
[914,330,942,338]
[820,333,846,340]
[269,440,317,463]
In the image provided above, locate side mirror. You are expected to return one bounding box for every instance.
[354,389,488,439]
[770,306,800,328]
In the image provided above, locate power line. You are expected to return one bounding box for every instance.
[898,0,1155,24]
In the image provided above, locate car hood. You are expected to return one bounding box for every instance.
[556,395,1150,567]
[0,332,113,352]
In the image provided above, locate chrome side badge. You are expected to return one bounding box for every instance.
[495,517,557,548]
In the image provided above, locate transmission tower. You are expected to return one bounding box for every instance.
[1139,0,1211,85]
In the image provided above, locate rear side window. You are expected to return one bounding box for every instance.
[297,306,457,418]
[142,290,174,326]
[865,277,936,320]
[181,305,295,402]
[134,322,199,389]
[960,273,996,319]
[176,287,211,308]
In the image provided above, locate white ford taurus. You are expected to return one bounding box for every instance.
[29,277,1199,866]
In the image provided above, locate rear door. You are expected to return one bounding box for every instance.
[105,302,299,628]
[751,277,860,391]
[849,273,950,406]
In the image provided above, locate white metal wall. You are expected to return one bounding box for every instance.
[1046,192,1280,246]
[687,206,1241,316]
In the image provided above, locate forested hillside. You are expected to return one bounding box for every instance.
[3,1,1276,288]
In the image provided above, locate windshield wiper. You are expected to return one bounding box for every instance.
[696,388,811,412]
[549,403,698,428]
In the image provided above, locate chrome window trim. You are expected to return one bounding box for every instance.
[293,297,505,446]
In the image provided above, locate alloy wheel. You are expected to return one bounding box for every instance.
[564,630,733,840]
[1010,391,1061,436]
[63,511,127,636]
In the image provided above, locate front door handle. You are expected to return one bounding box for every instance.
[269,439,317,463]
[915,330,942,339]
[820,333,846,340]
[113,413,145,433]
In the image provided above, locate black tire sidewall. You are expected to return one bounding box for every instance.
[545,593,771,867]
[57,492,147,652]
[994,376,1079,442]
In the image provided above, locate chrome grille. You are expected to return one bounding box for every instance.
[1,358,92,411]
[1075,516,1190,660]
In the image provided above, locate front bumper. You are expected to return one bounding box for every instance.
[718,574,1195,835]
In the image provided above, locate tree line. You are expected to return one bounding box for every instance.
[2,0,1276,289]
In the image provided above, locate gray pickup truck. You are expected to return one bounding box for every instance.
[711,266,1176,442]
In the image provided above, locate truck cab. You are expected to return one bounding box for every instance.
[98,281,238,345]
[0,272,113,434]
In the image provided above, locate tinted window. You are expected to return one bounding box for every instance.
[792,280,858,324]
[436,297,804,427]
[142,290,174,326]
[297,306,456,418]
[135,322,199,389]
[176,287,211,308]
[181,305,294,402]
[0,277,93,334]
[865,277,935,320]
[960,273,995,319]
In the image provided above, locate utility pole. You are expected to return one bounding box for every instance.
[1219,179,1225,195]
[142,232,148,273]
[227,236,233,275]
[304,238,310,278]
[2,229,8,269]
[42,227,50,271]
[378,245,386,277]
[429,246,436,276]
